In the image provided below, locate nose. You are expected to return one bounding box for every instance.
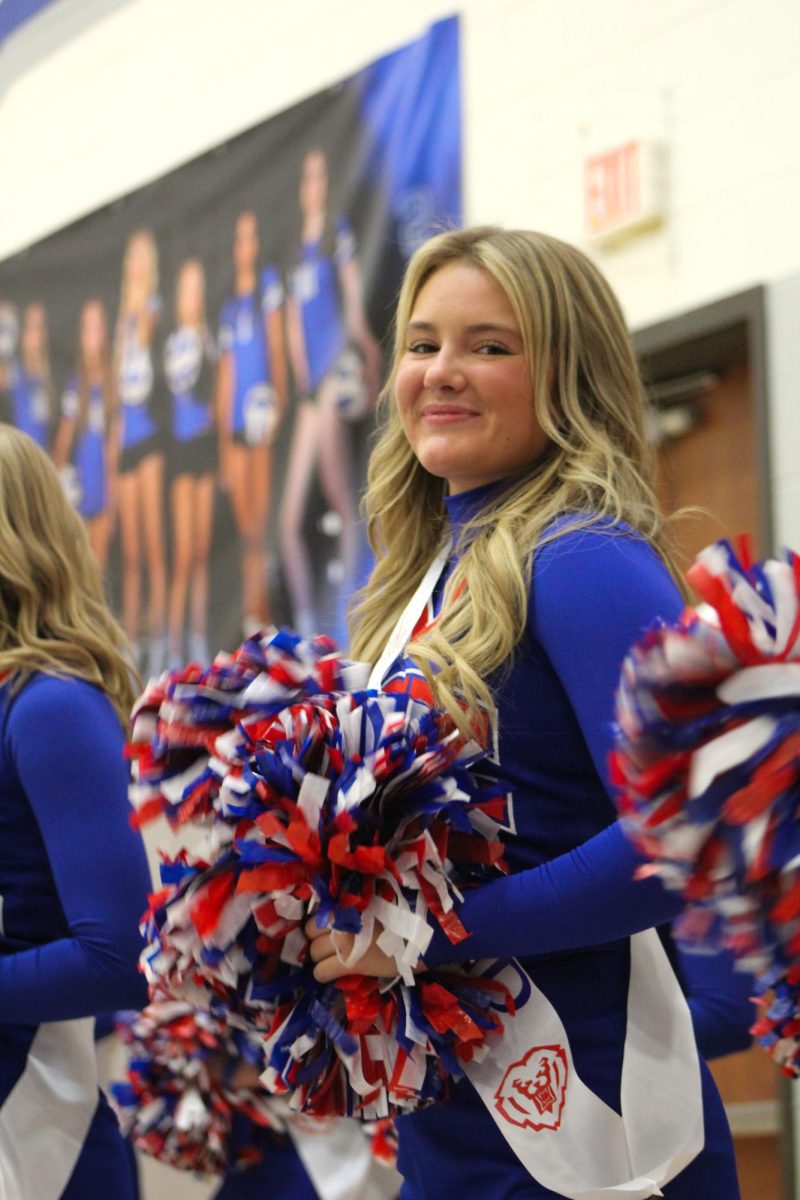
[423,347,466,393]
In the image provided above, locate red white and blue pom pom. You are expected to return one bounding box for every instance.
[112,1001,286,1175]
[127,629,368,830]
[134,628,511,1116]
[611,538,800,1074]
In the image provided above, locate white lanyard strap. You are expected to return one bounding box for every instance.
[367,542,451,691]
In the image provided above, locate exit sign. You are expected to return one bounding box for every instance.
[584,139,665,243]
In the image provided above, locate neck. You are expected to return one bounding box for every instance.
[236,268,257,295]
[304,212,325,243]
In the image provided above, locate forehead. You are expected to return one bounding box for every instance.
[129,232,153,256]
[82,300,104,322]
[303,151,327,175]
[410,261,517,324]
[236,211,258,235]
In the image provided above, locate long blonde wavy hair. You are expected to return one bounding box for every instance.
[0,424,136,726]
[350,226,681,735]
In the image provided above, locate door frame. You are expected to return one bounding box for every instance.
[632,285,772,553]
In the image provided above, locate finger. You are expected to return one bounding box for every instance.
[308,932,334,963]
[305,914,329,940]
[313,955,347,984]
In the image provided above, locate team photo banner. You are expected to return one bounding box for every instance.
[0,16,461,672]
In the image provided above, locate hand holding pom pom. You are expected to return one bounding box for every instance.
[131,627,512,1120]
[306,915,408,983]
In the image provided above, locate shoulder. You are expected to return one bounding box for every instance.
[533,515,669,580]
[529,516,683,638]
[7,674,122,742]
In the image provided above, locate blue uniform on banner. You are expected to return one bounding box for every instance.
[60,378,107,519]
[289,218,355,392]
[9,362,49,448]
[0,676,150,1200]
[380,485,740,1200]
[218,267,283,441]
[164,326,215,443]
[117,306,159,454]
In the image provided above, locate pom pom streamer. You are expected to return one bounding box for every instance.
[112,1002,287,1176]
[612,538,800,1074]
[127,629,368,830]
[134,627,510,1117]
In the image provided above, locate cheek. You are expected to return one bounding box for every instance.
[393,364,421,420]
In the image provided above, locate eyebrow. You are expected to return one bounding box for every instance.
[407,320,521,337]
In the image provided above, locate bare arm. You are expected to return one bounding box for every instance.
[266,305,288,431]
[339,255,381,402]
[286,294,310,398]
[51,415,75,471]
[216,348,234,488]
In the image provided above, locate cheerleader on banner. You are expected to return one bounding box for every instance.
[114,228,168,677]
[0,426,150,1200]
[10,301,52,450]
[282,148,381,638]
[53,299,115,573]
[217,209,287,636]
[165,258,217,666]
[306,227,741,1198]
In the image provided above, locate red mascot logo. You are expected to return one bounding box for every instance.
[495,1044,569,1132]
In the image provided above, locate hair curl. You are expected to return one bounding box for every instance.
[349,226,682,735]
[0,423,136,726]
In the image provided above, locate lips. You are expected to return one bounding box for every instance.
[420,404,478,422]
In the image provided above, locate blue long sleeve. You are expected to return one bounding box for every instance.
[679,946,756,1059]
[424,522,686,967]
[424,820,682,964]
[422,517,757,1062]
[0,675,150,1023]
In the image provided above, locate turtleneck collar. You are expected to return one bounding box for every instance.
[442,479,509,539]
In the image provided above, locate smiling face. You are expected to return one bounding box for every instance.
[79,300,107,365]
[176,259,205,327]
[394,261,550,494]
[21,302,47,368]
[234,210,259,275]
[299,150,329,221]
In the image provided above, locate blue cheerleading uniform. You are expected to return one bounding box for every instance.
[219,268,283,443]
[60,378,108,519]
[380,485,740,1200]
[164,325,215,442]
[0,675,151,1200]
[117,304,161,469]
[289,217,355,392]
[164,324,217,476]
[212,1135,319,1200]
[9,361,50,448]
